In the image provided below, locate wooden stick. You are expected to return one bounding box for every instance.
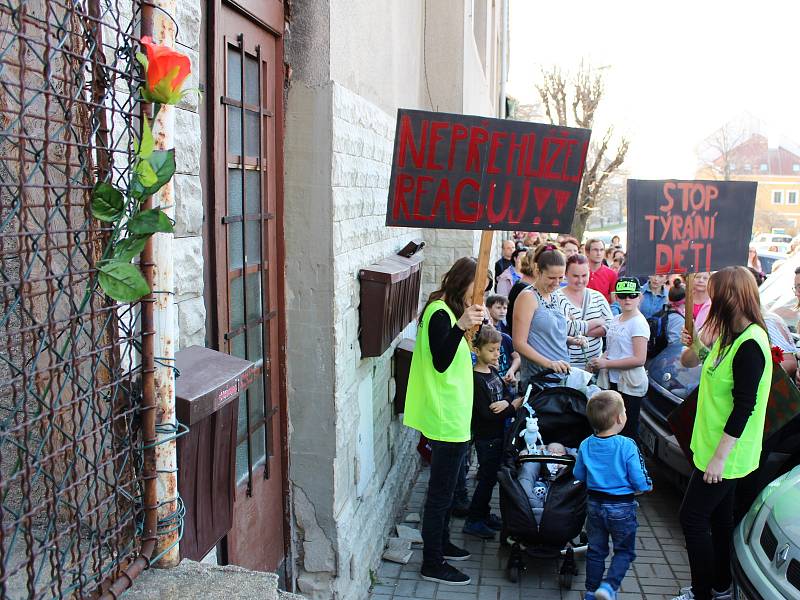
[467,230,495,345]
[684,273,695,338]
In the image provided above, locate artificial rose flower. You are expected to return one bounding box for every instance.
[139,36,191,105]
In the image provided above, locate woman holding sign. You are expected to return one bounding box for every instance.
[404,257,485,586]
[673,267,772,600]
[512,245,570,384]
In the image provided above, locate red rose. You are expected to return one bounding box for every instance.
[771,345,784,365]
[139,36,191,105]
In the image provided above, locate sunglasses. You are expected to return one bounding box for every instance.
[617,293,640,299]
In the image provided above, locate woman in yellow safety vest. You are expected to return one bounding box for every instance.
[673,267,772,600]
[404,257,485,587]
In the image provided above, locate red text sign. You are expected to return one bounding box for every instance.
[386,109,591,232]
[625,179,757,276]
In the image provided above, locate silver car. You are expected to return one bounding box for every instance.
[732,464,800,599]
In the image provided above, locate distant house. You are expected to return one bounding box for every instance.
[697,122,800,235]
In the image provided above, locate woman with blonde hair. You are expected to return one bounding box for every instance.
[673,267,772,600]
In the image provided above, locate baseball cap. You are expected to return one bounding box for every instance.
[614,277,641,295]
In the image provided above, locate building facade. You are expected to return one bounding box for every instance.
[697,130,800,235]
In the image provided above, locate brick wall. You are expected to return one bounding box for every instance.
[325,83,424,600]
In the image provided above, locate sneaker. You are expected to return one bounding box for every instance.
[420,561,471,586]
[485,514,502,530]
[442,542,471,561]
[595,582,616,600]
[676,586,730,600]
[463,519,496,539]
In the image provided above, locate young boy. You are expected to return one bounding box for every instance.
[463,326,523,539]
[485,295,521,392]
[573,391,653,600]
[486,294,509,334]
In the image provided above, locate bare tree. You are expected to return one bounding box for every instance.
[696,120,750,181]
[537,63,629,240]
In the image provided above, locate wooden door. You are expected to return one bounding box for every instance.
[209,0,286,573]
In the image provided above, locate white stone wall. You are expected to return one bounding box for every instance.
[325,83,424,600]
[172,0,205,350]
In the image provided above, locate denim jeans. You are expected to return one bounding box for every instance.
[467,438,503,521]
[679,468,737,600]
[453,445,470,505]
[421,439,469,567]
[585,499,638,592]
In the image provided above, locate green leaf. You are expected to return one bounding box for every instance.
[128,208,174,235]
[137,116,155,159]
[135,157,158,187]
[130,149,176,200]
[91,182,124,222]
[135,51,149,73]
[98,261,150,302]
[113,235,149,262]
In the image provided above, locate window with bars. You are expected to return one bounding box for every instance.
[221,34,276,494]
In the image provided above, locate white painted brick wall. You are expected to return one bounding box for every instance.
[173,0,204,350]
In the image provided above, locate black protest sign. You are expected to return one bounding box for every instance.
[625,179,757,276]
[386,109,591,232]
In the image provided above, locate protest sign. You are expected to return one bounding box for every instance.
[386,109,591,233]
[625,179,757,277]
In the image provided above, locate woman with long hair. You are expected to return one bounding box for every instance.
[512,245,570,382]
[673,267,773,600]
[555,253,612,369]
[404,257,485,586]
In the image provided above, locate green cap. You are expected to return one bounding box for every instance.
[615,277,641,295]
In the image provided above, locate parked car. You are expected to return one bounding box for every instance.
[753,233,794,247]
[732,464,800,599]
[761,253,800,331]
[640,332,800,519]
[757,250,789,275]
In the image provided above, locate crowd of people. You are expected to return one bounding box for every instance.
[402,233,792,600]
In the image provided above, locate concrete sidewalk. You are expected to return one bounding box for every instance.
[370,461,690,600]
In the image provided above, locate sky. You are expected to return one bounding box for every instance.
[507,0,800,179]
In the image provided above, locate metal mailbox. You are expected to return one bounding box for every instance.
[393,338,415,415]
[358,252,423,358]
[174,345,256,562]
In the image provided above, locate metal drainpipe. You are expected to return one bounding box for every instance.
[97,0,178,594]
[147,0,180,569]
[499,0,509,118]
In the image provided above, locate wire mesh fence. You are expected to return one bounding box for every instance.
[0,0,152,597]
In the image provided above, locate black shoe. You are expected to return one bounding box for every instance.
[451,502,470,518]
[486,513,502,530]
[443,542,471,561]
[421,562,471,586]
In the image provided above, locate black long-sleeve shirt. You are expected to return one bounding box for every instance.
[723,339,766,438]
[428,308,466,373]
[472,369,515,440]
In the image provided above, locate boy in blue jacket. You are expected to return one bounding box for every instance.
[574,390,653,600]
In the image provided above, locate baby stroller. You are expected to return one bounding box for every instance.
[497,372,594,588]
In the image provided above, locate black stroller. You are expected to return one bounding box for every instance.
[497,373,594,587]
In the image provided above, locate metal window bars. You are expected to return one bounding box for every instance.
[0,0,177,597]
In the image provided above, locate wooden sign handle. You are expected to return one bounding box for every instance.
[684,273,695,339]
[467,230,494,345]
